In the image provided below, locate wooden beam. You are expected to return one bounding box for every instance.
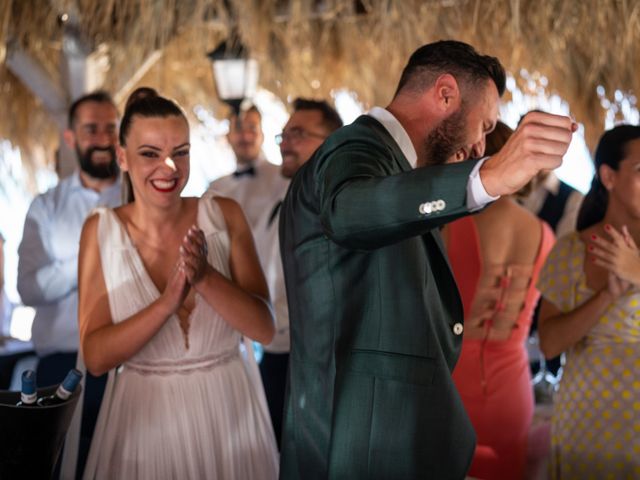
[5,43,68,130]
[86,43,110,92]
[60,23,92,101]
[113,50,163,105]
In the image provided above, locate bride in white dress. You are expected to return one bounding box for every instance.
[77,89,278,479]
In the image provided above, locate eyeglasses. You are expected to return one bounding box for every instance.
[275,127,327,145]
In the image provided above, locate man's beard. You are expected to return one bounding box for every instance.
[422,105,469,166]
[77,145,119,179]
[280,151,300,179]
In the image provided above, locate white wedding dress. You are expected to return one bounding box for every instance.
[82,198,278,479]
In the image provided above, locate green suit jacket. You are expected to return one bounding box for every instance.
[279,115,477,479]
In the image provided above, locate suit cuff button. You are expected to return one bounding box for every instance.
[453,323,464,335]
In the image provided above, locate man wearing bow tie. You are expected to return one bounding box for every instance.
[205,105,289,232]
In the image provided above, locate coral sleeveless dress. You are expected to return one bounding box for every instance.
[449,215,554,480]
[83,199,278,479]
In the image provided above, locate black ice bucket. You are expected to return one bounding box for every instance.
[0,385,82,479]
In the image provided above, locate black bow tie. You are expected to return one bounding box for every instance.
[233,166,256,178]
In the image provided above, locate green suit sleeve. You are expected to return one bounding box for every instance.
[317,138,479,250]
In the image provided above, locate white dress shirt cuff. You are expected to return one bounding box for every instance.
[466,158,499,211]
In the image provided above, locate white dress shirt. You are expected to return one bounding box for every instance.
[17,171,121,355]
[255,205,290,353]
[205,155,290,233]
[367,107,498,210]
[206,155,290,352]
[0,231,11,337]
[519,171,583,238]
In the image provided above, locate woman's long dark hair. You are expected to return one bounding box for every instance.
[577,125,640,231]
[119,87,187,203]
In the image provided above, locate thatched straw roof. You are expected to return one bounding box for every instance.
[1,0,639,170]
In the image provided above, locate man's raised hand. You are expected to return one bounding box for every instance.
[479,111,577,197]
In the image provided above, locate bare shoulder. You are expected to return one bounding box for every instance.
[81,211,100,241]
[111,202,135,223]
[210,196,249,235]
[211,195,242,220]
[211,194,240,211]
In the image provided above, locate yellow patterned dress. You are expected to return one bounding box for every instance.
[537,232,640,479]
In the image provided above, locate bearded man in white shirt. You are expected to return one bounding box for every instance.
[17,90,120,476]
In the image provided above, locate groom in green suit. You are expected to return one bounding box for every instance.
[279,40,575,479]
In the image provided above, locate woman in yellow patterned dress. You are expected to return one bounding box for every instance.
[537,125,640,479]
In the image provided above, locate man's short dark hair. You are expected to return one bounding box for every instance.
[395,40,506,97]
[292,98,343,133]
[68,90,116,128]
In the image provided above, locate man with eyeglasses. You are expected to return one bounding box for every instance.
[275,99,344,180]
[258,98,343,449]
[206,104,288,233]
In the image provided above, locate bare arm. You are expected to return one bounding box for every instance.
[538,289,614,359]
[181,197,274,344]
[79,213,189,376]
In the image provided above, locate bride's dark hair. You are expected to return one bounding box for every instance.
[119,87,188,203]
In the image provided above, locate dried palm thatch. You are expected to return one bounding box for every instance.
[1,0,639,172]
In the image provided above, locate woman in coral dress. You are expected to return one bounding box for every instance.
[445,121,555,479]
[77,89,278,479]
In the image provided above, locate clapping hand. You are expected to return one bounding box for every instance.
[160,260,190,315]
[180,225,210,286]
[606,272,630,299]
[590,224,640,294]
